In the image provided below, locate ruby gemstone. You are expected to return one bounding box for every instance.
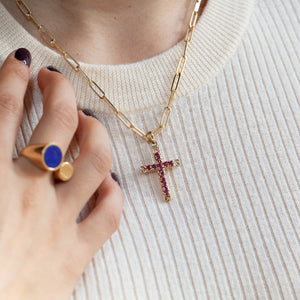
[163,187,169,194]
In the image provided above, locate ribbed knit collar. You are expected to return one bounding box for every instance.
[1,0,255,113]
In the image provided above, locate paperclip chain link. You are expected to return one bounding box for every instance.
[15,0,201,143]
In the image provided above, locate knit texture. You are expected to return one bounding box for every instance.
[1,0,299,299]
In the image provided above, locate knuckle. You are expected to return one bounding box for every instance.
[50,100,78,132]
[43,73,71,90]
[0,91,22,118]
[87,143,112,176]
[89,120,109,142]
[85,122,112,175]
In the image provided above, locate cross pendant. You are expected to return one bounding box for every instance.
[140,141,180,201]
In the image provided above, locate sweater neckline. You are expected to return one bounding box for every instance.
[1,0,254,113]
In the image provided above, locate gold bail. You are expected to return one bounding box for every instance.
[145,132,156,145]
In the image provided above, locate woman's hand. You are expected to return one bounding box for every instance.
[0,48,124,300]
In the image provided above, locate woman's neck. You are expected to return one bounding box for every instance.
[2,0,201,65]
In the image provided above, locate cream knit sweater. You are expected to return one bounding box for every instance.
[1,0,299,299]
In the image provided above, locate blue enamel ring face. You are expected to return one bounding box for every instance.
[43,144,63,170]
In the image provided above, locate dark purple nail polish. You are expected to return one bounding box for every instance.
[47,65,61,73]
[82,109,98,119]
[111,172,121,186]
[15,48,31,67]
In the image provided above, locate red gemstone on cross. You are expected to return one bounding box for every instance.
[141,143,180,201]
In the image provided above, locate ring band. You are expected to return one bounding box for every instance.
[20,143,73,181]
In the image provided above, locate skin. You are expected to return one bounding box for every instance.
[0,52,123,299]
[2,0,199,64]
[0,0,206,298]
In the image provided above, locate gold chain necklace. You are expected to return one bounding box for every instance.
[15,0,202,202]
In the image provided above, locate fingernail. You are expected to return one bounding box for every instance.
[47,65,61,73]
[82,109,98,119]
[15,48,31,67]
[111,172,121,186]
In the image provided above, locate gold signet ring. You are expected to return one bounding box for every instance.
[21,143,64,171]
[20,143,74,182]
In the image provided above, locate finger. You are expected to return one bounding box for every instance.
[0,48,31,160]
[28,67,78,155]
[57,111,112,216]
[77,174,124,257]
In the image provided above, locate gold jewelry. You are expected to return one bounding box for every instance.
[21,143,74,181]
[15,0,202,200]
[140,139,180,202]
[54,162,74,182]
